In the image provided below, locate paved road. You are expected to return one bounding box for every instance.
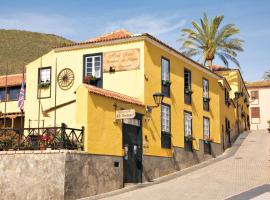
[103,130,270,200]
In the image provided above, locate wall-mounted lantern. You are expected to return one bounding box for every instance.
[146,92,164,113]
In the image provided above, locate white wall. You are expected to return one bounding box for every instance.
[249,87,270,130]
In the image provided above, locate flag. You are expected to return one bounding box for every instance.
[18,80,25,110]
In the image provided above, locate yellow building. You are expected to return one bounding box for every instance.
[212,66,250,134]
[22,30,248,184]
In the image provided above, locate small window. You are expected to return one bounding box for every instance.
[203,79,210,111]
[9,87,20,101]
[184,112,192,137]
[0,89,6,101]
[225,118,231,134]
[161,57,170,97]
[203,79,209,98]
[84,54,103,88]
[161,104,171,148]
[184,69,192,104]
[85,55,102,78]
[250,91,259,100]
[184,69,191,91]
[203,117,210,140]
[225,88,230,106]
[39,68,51,84]
[161,104,170,133]
[184,111,193,151]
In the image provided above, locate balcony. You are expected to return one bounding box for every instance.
[0,123,84,151]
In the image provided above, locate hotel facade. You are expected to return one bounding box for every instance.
[0,30,250,198]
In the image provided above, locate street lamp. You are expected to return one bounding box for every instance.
[146,93,164,113]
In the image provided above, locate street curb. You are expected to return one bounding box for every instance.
[79,131,250,200]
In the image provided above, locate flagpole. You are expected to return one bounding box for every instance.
[38,56,42,134]
[4,63,8,129]
[54,57,57,128]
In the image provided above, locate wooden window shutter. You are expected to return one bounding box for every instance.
[251,107,260,118]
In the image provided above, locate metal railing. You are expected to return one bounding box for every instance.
[0,123,84,151]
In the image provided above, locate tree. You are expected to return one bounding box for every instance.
[180,13,244,68]
[263,70,270,80]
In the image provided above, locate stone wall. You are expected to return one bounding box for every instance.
[0,151,122,200]
[142,140,223,181]
[64,154,123,200]
[0,151,65,200]
[210,142,224,157]
[0,143,225,199]
[142,155,176,182]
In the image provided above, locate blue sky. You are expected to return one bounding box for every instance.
[1,0,269,81]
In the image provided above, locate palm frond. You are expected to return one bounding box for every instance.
[217,52,229,67]
[263,70,270,80]
[222,53,241,68]
[210,15,224,39]
[179,13,243,68]
[181,48,201,57]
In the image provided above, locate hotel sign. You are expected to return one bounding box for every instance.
[115,109,135,120]
[103,49,140,72]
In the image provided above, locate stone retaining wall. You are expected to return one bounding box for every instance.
[0,150,122,200]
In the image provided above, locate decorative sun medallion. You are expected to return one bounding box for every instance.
[57,68,75,90]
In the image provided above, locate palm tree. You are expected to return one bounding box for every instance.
[180,13,244,68]
[263,70,270,80]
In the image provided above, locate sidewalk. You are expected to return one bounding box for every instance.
[81,130,270,200]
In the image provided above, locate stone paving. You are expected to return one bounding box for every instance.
[101,130,270,200]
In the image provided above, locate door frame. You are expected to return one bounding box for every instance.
[122,113,143,183]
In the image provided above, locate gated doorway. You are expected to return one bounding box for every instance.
[122,114,142,183]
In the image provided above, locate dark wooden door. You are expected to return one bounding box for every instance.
[123,117,142,183]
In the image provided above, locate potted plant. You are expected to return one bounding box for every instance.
[162,80,171,86]
[39,80,50,89]
[225,99,231,106]
[77,142,84,151]
[83,75,99,85]
[184,135,194,142]
[203,97,210,102]
[204,138,213,144]
[267,120,270,133]
[185,88,193,95]
[39,135,53,150]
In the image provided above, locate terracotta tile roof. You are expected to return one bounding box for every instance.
[0,74,25,88]
[55,31,222,80]
[209,65,229,71]
[246,80,270,89]
[84,84,144,106]
[84,29,133,43]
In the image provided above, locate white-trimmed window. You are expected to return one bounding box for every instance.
[184,112,192,136]
[85,55,101,78]
[184,69,191,90]
[203,117,210,140]
[39,68,51,83]
[161,104,170,133]
[161,58,170,81]
[203,79,209,98]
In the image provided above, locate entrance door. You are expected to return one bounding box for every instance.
[123,115,142,183]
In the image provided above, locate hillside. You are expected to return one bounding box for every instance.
[0,29,74,75]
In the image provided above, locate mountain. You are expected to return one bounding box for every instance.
[0,29,74,75]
